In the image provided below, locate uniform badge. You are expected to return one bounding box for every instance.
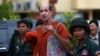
[82,50,88,55]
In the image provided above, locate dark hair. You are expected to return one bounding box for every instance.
[36,19,43,27]
[17,20,33,29]
[38,3,53,11]
[89,20,99,27]
[48,3,53,11]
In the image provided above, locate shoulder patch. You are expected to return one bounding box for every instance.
[82,50,88,55]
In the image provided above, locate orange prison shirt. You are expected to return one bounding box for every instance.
[25,21,70,56]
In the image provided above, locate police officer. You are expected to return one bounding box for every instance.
[8,20,33,56]
[69,18,100,56]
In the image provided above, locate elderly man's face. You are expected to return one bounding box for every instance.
[39,3,52,21]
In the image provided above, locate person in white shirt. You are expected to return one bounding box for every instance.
[89,20,100,45]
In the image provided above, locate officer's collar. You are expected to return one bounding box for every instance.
[77,36,89,48]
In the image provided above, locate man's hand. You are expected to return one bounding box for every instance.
[44,25,57,35]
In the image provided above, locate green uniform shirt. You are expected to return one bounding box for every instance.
[13,40,33,56]
[8,31,33,56]
[74,38,100,56]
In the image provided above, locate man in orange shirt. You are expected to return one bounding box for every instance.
[26,2,71,56]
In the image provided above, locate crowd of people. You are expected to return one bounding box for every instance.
[6,1,100,56]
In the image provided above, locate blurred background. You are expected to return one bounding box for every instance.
[1,0,100,21]
[1,0,100,55]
